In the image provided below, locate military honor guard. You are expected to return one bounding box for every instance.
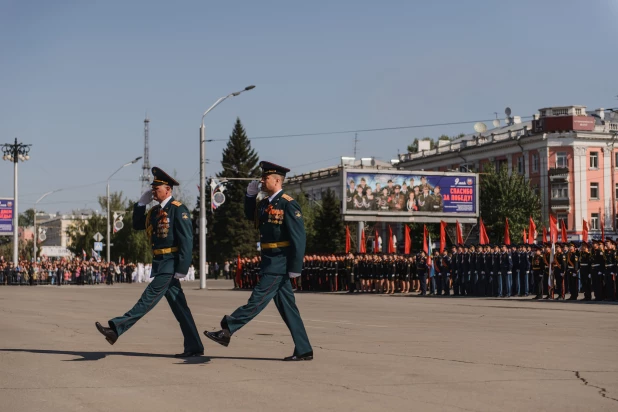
[204,161,313,361]
[95,167,204,357]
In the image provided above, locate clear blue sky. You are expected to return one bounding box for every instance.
[1,0,617,214]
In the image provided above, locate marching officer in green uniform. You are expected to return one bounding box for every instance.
[95,167,204,357]
[204,161,313,361]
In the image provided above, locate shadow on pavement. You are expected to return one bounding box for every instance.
[0,348,210,364]
[0,349,283,363]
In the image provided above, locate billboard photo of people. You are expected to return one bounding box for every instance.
[343,170,476,217]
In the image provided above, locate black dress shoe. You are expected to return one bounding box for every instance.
[283,351,313,361]
[95,322,118,345]
[174,350,204,358]
[203,330,230,347]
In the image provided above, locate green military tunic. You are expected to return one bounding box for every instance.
[107,196,203,353]
[221,190,312,356]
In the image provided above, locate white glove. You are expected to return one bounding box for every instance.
[138,190,153,206]
[174,272,187,279]
[246,181,260,196]
[289,272,301,279]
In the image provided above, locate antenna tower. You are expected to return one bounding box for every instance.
[140,115,152,192]
[353,133,358,158]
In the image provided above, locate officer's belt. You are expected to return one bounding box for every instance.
[261,241,291,249]
[592,264,600,267]
[153,247,179,255]
[580,263,589,266]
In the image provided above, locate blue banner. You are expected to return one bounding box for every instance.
[0,198,14,235]
[343,171,477,216]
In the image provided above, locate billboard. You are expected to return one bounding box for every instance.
[0,198,14,235]
[342,169,478,221]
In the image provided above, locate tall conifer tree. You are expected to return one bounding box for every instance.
[313,189,345,253]
[209,118,260,263]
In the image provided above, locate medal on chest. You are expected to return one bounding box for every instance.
[260,197,284,225]
[156,208,170,238]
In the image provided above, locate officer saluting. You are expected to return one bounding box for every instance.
[204,161,313,361]
[95,167,204,357]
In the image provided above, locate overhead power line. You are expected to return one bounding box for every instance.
[206,117,533,142]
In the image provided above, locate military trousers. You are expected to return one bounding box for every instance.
[223,274,312,356]
[108,274,204,353]
[604,272,616,301]
[580,270,591,300]
[418,272,428,295]
[567,270,578,299]
[593,272,604,300]
[533,271,543,298]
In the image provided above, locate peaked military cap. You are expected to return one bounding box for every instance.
[260,161,290,177]
[151,167,180,187]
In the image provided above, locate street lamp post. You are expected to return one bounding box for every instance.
[2,138,31,265]
[107,157,142,263]
[199,85,255,290]
[33,189,62,262]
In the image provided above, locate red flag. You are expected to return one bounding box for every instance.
[423,225,432,267]
[543,227,548,243]
[345,226,351,253]
[528,217,537,244]
[236,254,243,288]
[387,225,394,253]
[523,228,527,244]
[121,257,125,265]
[560,219,567,242]
[479,218,490,245]
[440,221,447,252]
[504,218,511,245]
[404,225,411,254]
[549,215,558,243]
[582,219,589,242]
[601,214,605,241]
[374,228,380,252]
[456,220,464,245]
[360,230,366,253]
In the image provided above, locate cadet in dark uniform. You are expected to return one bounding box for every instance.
[566,243,580,300]
[531,246,545,299]
[416,250,429,296]
[95,167,204,357]
[591,240,605,301]
[579,242,592,301]
[205,161,313,361]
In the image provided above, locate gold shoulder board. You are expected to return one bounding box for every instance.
[282,194,294,201]
[171,200,182,206]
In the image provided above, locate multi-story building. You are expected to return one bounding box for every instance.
[397,105,618,239]
[38,210,95,248]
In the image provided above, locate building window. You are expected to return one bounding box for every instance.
[532,153,539,172]
[540,110,546,117]
[615,152,618,168]
[553,108,568,116]
[590,152,598,169]
[575,108,583,116]
[616,182,618,199]
[517,156,525,175]
[557,214,568,230]
[591,213,599,230]
[552,183,568,199]
[590,183,599,199]
[556,152,568,168]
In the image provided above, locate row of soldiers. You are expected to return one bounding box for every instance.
[233,240,618,301]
